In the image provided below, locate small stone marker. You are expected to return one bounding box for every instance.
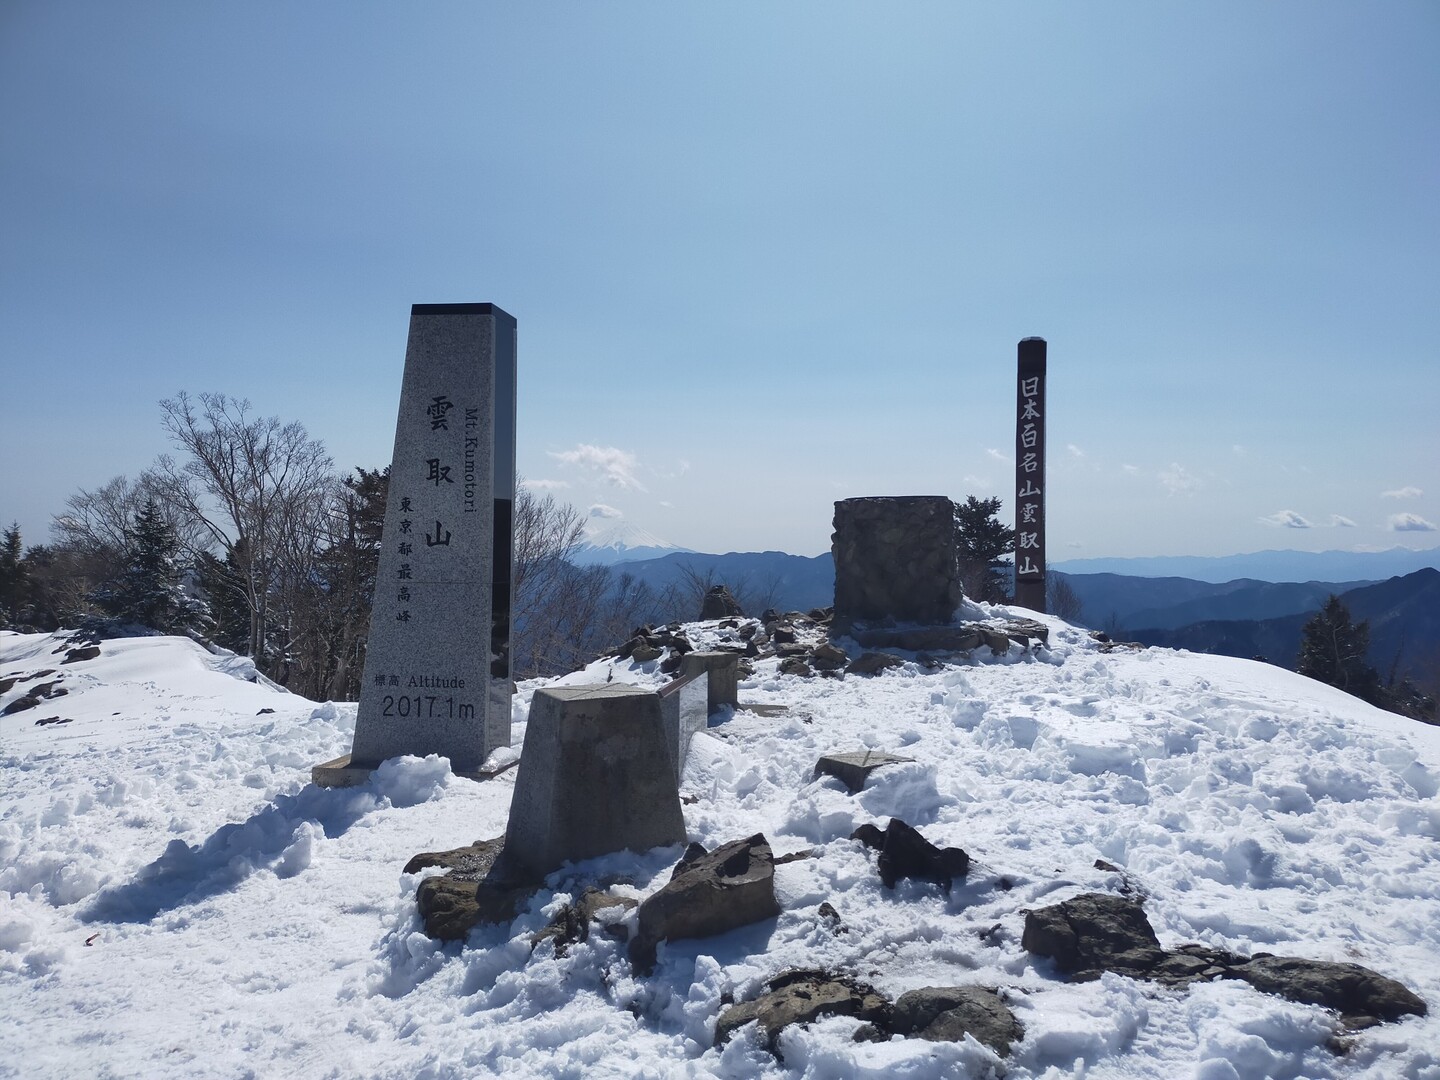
[679,651,740,711]
[504,685,685,880]
[314,302,517,786]
[832,496,960,633]
[657,670,707,782]
[814,750,913,793]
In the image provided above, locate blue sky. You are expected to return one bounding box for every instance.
[2,2,1436,559]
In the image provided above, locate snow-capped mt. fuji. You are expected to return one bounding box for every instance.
[573,517,692,566]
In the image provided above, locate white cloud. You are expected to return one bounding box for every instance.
[588,503,623,519]
[1067,444,1085,458]
[1122,464,1141,476]
[548,444,648,491]
[1232,445,1247,457]
[1330,515,1356,528]
[520,477,569,491]
[1260,510,1313,529]
[1382,486,1423,499]
[985,448,1009,463]
[1388,513,1437,532]
[1159,463,1201,495]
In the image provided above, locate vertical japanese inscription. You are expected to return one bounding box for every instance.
[349,303,516,774]
[1014,337,1047,612]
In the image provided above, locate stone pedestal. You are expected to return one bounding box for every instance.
[679,651,739,711]
[316,303,516,787]
[832,496,960,632]
[657,670,708,782]
[504,685,686,879]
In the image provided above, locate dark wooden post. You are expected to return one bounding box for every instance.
[1014,337,1047,611]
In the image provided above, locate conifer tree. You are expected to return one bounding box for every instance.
[100,498,197,633]
[954,496,1015,602]
[0,523,28,624]
[1298,595,1383,704]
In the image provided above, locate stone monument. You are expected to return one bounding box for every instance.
[503,685,686,879]
[1014,337,1047,612]
[831,496,960,633]
[313,303,517,786]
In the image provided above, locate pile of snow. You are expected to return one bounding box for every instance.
[3,616,1438,1078]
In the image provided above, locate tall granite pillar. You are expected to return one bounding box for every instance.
[314,303,516,785]
[831,496,960,633]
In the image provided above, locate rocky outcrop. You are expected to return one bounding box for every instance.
[715,969,889,1049]
[405,837,539,942]
[530,887,637,956]
[700,585,745,620]
[1022,892,1427,1028]
[630,834,781,973]
[851,818,970,892]
[846,651,905,675]
[855,986,1023,1056]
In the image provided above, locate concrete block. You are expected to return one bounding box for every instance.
[504,685,685,879]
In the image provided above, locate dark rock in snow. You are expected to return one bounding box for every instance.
[406,837,540,942]
[846,651,905,675]
[809,643,849,671]
[851,818,969,892]
[858,985,1023,1056]
[715,968,889,1050]
[629,834,781,973]
[700,585,745,620]
[530,887,637,956]
[1022,892,1428,1027]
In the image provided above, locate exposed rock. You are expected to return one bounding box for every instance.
[659,652,683,675]
[1021,891,1164,979]
[34,716,72,726]
[530,887,638,956]
[700,585,745,620]
[778,658,813,678]
[851,818,969,892]
[1022,892,1428,1027]
[809,643,849,671]
[814,751,914,793]
[770,623,797,644]
[846,651,905,676]
[630,643,663,663]
[858,986,1023,1056]
[775,642,809,659]
[630,834,781,973]
[1232,955,1428,1024]
[406,837,540,942]
[715,968,889,1050]
[978,628,1010,654]
[63,645,101,664]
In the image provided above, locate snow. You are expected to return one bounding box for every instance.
[3,616,1439,1079]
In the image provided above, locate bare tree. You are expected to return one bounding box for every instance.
[153,392,336,668]
[1047,569,1084,624]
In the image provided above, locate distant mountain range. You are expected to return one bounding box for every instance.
[1129,569,1440,682]
[593,545,1439,691]
[573,520,694,566]
[1054,546,1440,584]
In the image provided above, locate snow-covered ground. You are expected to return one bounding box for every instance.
[3,612,1438,1079]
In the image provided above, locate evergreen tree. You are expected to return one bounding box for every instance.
[0,523,28,625]
[1298,595,1383,705]
[99,498,198,633]
[954,496,1015,602]
[194,544,252,652]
